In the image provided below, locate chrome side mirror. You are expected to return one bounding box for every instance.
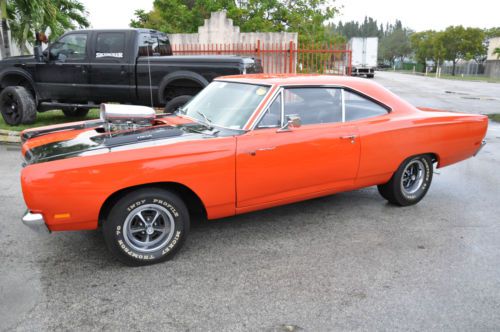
[278,114,302,132]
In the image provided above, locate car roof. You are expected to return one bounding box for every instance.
[216,74,417,114]
[216,74,370,86]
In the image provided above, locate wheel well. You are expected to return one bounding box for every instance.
[98,182,207,227]
[427,153,440,166]
[163,78,204,103]
[0,74,36,98]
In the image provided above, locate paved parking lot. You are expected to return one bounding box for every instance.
[1,72,500,331]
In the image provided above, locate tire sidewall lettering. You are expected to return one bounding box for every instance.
[115,197,183,261]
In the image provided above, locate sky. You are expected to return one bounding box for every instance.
[81,0,499,32]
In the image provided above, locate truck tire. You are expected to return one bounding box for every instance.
[102,188,190,266]
[0,86,36,125]
[62,107,90,118]
[164,95,193,113]
[367,74,374,78]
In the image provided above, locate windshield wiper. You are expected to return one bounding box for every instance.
[196,110,213,126]
[196,111,213,129]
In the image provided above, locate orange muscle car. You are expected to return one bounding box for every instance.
[20,74,488,266]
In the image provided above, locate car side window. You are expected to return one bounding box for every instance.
[95,32,126,59]
[49,33,87,61]
[344,90,388,121]
[257,93,282,128]
[283,88,343,125]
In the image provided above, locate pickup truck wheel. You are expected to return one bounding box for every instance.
[0,86,36,125]
[103,188,190,266]
[367,74,375,78]
[377,155,433,206]
[62,108,89,117]
[164,95,193,113]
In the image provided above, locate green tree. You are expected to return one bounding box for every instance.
[379,21,412,65]
[484,27,500,39]
[1,0,89,56]
[131,0,339,44]
[437,26,485,75]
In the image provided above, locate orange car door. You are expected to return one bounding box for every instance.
[236,87,361,208]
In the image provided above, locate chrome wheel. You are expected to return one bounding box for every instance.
[122,204,175,253]
[401,160,425,195]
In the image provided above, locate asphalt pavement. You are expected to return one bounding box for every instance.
[1,72,500,331]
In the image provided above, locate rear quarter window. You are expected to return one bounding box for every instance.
[344,90,388,121]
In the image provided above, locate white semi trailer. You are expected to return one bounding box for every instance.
[349,37,378,78]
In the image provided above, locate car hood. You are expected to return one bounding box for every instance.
[23,123,223,166]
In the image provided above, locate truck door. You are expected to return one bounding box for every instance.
[88,31,133,103]
[35,32,90,102]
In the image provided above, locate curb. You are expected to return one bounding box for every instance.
[0,129,21,144]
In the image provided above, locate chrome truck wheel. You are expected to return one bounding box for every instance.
[103,188,190,266]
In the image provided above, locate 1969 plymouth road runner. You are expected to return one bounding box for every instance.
[20,74,488,266]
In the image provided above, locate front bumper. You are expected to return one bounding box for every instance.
[22,210,50,233]
[474,140,486,156]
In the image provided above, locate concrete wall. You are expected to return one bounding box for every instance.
[485,60,500,78]
[168,11,297,47]
[486,37,500,61]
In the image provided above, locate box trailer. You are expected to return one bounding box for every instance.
[349,37,378,78]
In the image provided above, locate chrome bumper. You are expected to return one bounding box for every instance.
[474,140,486,156]
[22,210,50,234]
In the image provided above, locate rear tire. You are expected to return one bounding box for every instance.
[0,86,36,125]
[377,155,433,206]
[164,95,193,113]
[62,107,89,118]
[367,74,374,78]
[102,188,190,266]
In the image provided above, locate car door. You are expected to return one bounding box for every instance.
[235,87,361,208]
[35,32,90,102]
[88,31,133,102]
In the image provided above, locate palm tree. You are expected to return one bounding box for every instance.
[494,47,500,60]
[1,0,89,56]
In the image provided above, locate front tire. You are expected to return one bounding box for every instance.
[103,188,190,266]
[0,86,36,125]
[377,155,433,206]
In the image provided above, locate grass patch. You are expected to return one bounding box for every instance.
[0,109,100,131]
[487,114,500,123]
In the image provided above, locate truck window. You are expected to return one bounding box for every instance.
[138,33,172,57]
[95,32,126,59]
[50,33,87,61]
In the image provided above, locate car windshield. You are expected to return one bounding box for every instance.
[178,81,270,129]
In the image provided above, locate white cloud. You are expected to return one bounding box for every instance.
[79,0,499,32]
[334,0,500,31]
[80,0,154,29]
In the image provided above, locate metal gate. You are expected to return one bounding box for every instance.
[172,41,352,75]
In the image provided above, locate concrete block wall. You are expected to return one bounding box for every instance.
[168,11,298,47]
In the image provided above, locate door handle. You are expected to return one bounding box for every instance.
[249,147,276,156]
[340,135,357,143]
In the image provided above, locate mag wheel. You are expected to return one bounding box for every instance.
[377,155,433,206]
[0,86,36,125]
[103,188,190,266]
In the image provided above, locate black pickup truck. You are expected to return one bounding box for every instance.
[0,28,262,125]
